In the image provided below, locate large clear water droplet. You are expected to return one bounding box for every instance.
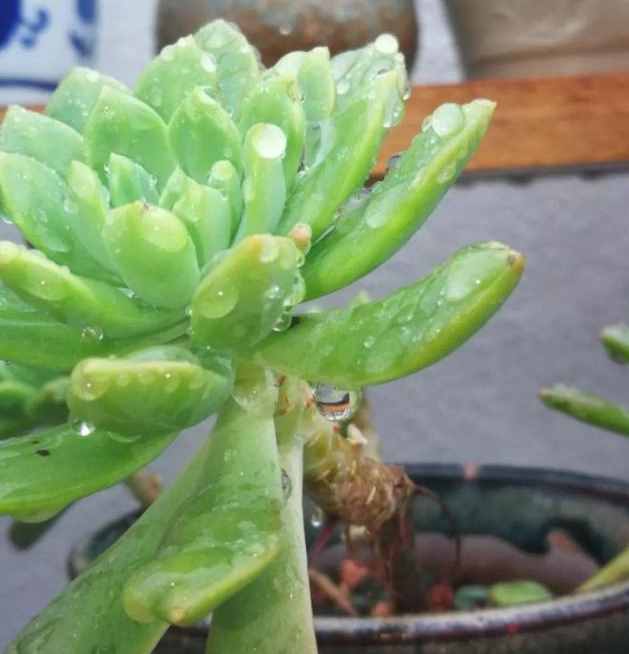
[311,505,324,528]
[431,103,465,138]
[313,384,360,422]
[199,282,239,319]
[73,419,95,437]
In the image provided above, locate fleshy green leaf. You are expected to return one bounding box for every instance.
[84,86,176,188]
[136,35,218,121]
[107,153,160,207]
[103,201,200,309]
[0,106,86,176]
[239,73,305,189]
[0,424,178,520]
[68,346,233,434]
[256,242,524,387]
[194,20,261,117]
[0,241,184,338]
[46,66,129,133]
[236,123,287,239]
[540,385,629,437]
[302,99,496,299]
[6,439,212,654]
[168,86,243,183]
[278,71,399,240]
[208,160,243,240]
[160,168,231,266]
[191,235,303,352]
[601,324,629,364]
[123,392,282,625]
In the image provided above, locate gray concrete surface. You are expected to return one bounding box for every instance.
[3,0,629,646]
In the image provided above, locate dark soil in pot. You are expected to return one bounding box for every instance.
[69,464,629,654]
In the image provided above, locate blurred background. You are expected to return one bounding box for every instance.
[2,0,629,645]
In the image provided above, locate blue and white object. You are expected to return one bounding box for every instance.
[0,0,99,104]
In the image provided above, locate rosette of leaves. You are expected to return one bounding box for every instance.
[3,21,524,654]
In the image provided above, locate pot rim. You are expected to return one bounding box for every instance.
[70,463,629,645]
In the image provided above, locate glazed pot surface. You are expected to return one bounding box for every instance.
[71,464,629,653]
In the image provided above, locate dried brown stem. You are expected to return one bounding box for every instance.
[308,568,358,617]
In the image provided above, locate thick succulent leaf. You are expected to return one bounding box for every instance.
[302,99,496,299]
[191,234,303,352]
[103,201,200,309]
[0,153,113,280]
[0,424,178,521]
[0,241,184,337]
[0,378,35,413]
[239,73,305,188]
[169,87,242,183]
[84,86,176,188]
[46,66,129,133]
[276,47,336,123]
[332,34,408,116]
[278,71,398,240]
[25,376,69,425]
[123,392,282,625]
[0,284,188,370]
[194,19,261,117]
[256,242,524,387]
[207,402,316,654]
[540,385,629,437]
[0,106,85,176]
[601,324,629,364]
[236,123,287,239]
[68,346,233,434]
[208,160,243,240]
[107,153,160,207]
[135,35,218,121]
[66,160,121,281]
[6,440,212,654]
[160,168,231,266]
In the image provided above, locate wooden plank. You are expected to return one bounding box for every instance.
[5,72,629,179]
[375,72,629,178]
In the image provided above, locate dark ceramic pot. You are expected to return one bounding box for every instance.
[156,0,418,69]
[70,464,629,653]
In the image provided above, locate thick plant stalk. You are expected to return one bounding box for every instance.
[207,378,317,654]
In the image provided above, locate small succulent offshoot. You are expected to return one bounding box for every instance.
[2,21,524,654]
[541,324,629,593]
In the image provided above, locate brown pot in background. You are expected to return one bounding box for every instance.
[157,0,418,69]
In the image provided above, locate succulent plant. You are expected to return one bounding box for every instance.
[2,20,524,654]
[541,325,629,592]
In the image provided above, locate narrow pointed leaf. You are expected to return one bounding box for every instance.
[194,20,261,117]
[0,106,85,176]
[107,153,159,207]
[123,393,282,625]
[46,66,129,133]
[160,168,230,266]
[601,324,629,364]
[278,72,398,239]
[68,347,233,434]
[191,234,303,352]
[84,86,176,187]
[239,74,305,188]
[0,241,184,338]
[207,403,316,654]
[256,242,524,387]
[103,201,200,309]
[540,385,629,436]
[6,440,212,654]
[302,99,496,298]
[0,424,178,520]
[169,86,242,183]
[208,160,243,240]
[236,123,287,239]
[136,35,218,121]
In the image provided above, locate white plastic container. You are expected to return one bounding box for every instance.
[0,0,99,104]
